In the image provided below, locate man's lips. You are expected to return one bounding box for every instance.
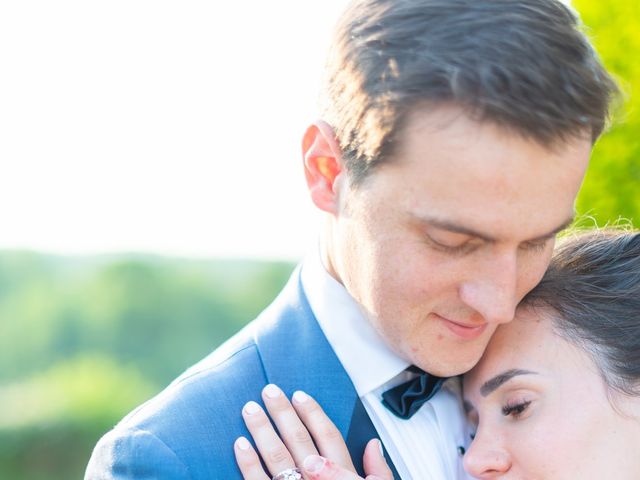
[435,314,488,340]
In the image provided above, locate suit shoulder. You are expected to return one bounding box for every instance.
[87,327,266,479]
[85,427,192,479]
[122,328,264,430]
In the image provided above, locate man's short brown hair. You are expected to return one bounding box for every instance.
[321,0,619,184]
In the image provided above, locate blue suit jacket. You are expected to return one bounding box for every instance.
[85,267,400,479]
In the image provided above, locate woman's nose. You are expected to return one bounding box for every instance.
[463,433,512,478]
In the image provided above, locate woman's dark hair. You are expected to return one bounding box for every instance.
[522,230,640,397]
[322,0,619,185]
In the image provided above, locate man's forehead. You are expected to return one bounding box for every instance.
[398,102,593,152]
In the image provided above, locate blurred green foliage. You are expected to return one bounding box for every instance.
[573,0,640,225]
[0,356,156,480]
[1,1,638,479]
[0,253,293,479]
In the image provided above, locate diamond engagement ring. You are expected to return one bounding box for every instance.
[272,467,303,480]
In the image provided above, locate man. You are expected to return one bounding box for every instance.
[86,0,617,478]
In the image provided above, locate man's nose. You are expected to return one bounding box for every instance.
[463,430,512,478]
[459,251,519,325]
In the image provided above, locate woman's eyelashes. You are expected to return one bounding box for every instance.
[501,399,532,419]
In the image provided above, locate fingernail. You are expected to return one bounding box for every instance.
[303,454,326,474]
[236,436,251,451]
[293,390,309,403]
[377,439,384,456]
[244,401,261,415]
[264,384,281,399]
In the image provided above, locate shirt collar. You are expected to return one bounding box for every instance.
[300,247,410,396]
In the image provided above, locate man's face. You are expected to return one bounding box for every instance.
[327,105,591,376]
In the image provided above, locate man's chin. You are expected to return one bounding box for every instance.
[413,354,484,377]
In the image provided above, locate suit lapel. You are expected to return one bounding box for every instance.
[253,268,400,478]
[347,397,402,480]
[254,267,358,437]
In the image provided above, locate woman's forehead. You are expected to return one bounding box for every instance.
[464,309,555,388]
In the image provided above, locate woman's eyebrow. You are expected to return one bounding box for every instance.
[480,369,538,397]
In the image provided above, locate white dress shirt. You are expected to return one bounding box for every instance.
[300,249,472,480]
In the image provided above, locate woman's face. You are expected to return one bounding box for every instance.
[462,307,640,479]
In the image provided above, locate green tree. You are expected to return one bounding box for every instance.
[573,0,640,226]
[0,356,156,480]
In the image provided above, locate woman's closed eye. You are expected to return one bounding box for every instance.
[501,400,532,419]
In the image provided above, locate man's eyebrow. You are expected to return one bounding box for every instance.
[480,369,538,397]
[415,214,575,243]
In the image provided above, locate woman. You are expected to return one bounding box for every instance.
[233,230,640,479]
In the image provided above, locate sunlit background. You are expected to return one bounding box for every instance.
[0,1,638,479]
[0,0,353,261]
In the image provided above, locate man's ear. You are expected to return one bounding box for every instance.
[302,120,345,214]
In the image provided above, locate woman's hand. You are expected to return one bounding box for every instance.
[233,384,393,480]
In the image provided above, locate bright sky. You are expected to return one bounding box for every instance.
[0,1,350,260]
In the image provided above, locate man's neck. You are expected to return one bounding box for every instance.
[319,223,343,285]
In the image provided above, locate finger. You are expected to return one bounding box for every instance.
[261,384,319,466]
[303,455,364,480]
[292,391,355,471]
[362,440,393,480]
[242,401,296,476]
[234,436,270,480]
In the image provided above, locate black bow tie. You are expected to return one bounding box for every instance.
[381,366,446,419]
